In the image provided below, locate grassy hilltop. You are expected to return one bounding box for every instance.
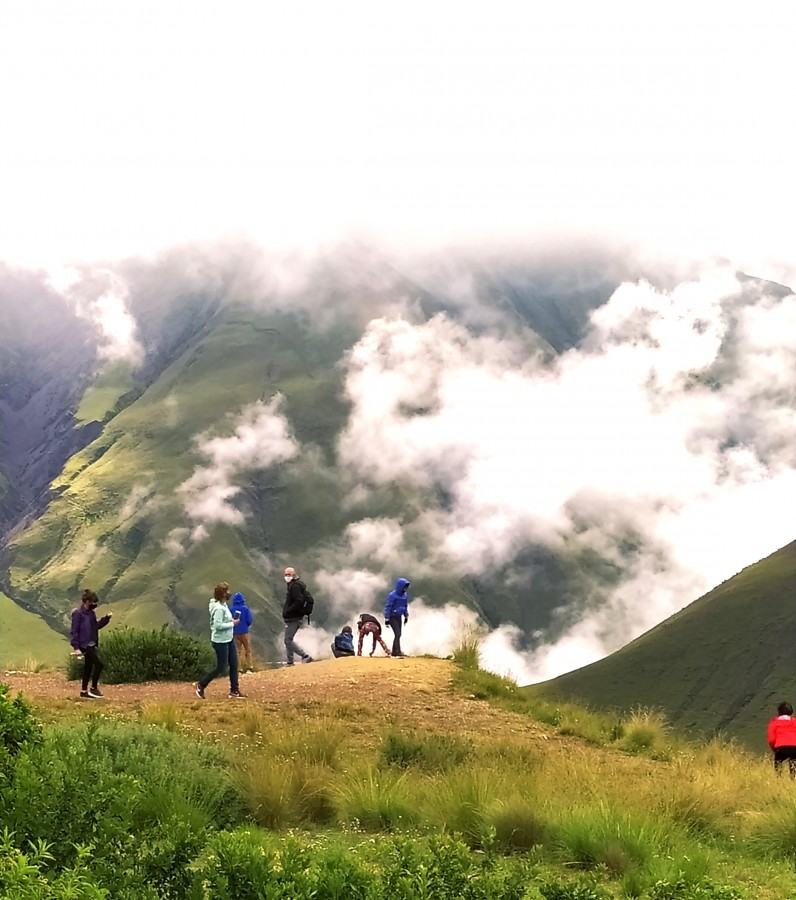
[3,653,796,898]
[533,541,796,751]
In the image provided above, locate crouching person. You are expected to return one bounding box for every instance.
[331,625,355,658]
[357,613,391,657]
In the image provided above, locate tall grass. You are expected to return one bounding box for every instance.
[335,766,419,832]
[380,729,473,772]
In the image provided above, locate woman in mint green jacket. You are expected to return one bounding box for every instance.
[194,582,244,699]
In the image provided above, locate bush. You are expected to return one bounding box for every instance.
[187,829,373,900]
[0,684,41,788]
[379,834,530,899]
[647,879,744,899]
[0,831,107,899]
[2,720,244,896]
[66,626,215,683]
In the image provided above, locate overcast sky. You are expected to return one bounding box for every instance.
[2,1,795,277]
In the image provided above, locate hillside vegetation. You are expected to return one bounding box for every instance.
[3,654,796,898]
[533,541,796,751]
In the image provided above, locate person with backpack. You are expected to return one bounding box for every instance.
[768,701,796,777]
[282,566,314,665]
[384,577,410,658]
[69,589,113,699]
[231,591,255,672]
[331,625,355,658]
[357,613,391,657]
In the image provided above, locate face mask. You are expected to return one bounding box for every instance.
[89,602,98,610]
[284,575,293,583]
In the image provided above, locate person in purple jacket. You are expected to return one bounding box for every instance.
[70,589,113,699]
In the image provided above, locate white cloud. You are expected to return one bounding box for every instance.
[336,266,796,679]
[49,268,144,366]
[176,395,299,536]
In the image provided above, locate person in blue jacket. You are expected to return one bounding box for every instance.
[231,591,254,672]
[384,577,410,657]
[331,625,355,658]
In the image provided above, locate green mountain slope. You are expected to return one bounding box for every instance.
[532,540,796,750]
[4,304,358,643]
[0,590,68,668]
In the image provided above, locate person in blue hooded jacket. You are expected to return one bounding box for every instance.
[384,577,410,657]
[231,591,254,672]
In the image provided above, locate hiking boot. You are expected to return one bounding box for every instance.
[79,691,91,699]
[194,682,205,699]
[87,687,103,698]
[228,691,245,699]
[302,656,314,664]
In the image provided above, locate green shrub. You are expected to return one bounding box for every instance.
[66,626,215,683]
[539,879,611,899]
[187,829,373,900]
[2,720,243,896]
[647,878,744,899]
[0,830,107,899]
[380,730,473,772]
[0,684,41,787]
[379,834,530,899]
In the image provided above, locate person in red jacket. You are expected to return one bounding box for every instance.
[767,701,796,776]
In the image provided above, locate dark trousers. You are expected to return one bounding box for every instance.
[82,645,104,691]
[388,615,403,656]
[331,643,355,658]
[200,641,239,693]
[774,746,796,777]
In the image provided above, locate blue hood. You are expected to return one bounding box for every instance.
[394,578,410,595]
[231,592,246,607]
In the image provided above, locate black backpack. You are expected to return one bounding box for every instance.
[299,583,315,620]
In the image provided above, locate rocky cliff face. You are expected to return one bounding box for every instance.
[0,271,97,538]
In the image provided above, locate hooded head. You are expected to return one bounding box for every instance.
[231,592,245,607]
[395,577,410,595]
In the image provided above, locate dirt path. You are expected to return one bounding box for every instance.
[4,657,552,742]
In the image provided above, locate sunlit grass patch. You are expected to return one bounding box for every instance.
[139,700,182,732]
[379,729,473,772]
[616,708,674,758]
